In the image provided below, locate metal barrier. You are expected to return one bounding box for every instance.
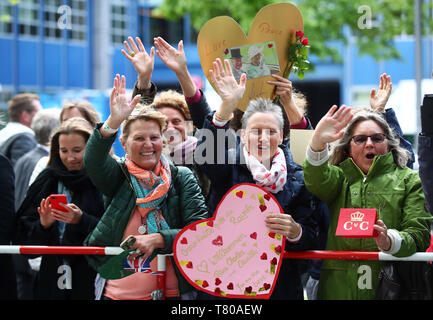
[3,245,433,261]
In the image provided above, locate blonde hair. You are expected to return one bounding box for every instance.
[151,90,191,121]
[60,101,100,126]
[121,104,167,142]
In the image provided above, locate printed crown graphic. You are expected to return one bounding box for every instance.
[350,211,364,222]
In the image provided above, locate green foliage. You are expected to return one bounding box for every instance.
[284,31,311,80]
[157,0,433,69]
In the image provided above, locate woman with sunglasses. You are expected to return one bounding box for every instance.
[302,106,432,300]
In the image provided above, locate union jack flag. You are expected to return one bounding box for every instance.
[122,255,161,275]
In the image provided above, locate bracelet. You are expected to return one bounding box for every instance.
[135,80,152,93]
[214,111,233,122]
[102,121,118,135]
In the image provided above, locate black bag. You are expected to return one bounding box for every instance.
[376,260,433,299]
[376,234,433,300]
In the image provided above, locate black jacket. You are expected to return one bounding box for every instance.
[0,154,17,299]
[14,158,104,300]
[197,111,326,299]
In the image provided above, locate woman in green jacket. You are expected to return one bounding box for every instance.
[303,105,432,300]
[83,74,209,300]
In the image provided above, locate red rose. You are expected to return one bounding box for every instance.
[301,37,309,45]
[295,31,304,38]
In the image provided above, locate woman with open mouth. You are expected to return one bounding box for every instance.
[303,106,432,300]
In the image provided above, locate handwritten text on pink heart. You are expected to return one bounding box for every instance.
[174,183,285,299]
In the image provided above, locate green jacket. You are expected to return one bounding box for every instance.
[83,124,209,294]
[303,152,432,300]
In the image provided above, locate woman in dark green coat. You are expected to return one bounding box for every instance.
[83,74,209,300]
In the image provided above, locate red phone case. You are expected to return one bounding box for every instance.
[48,194,68,212]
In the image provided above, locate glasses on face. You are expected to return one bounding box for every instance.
[351,133,386,145]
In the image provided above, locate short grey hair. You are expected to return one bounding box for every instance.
[329,110,411,168]
[241,98,284,131]
[31,108,61,145]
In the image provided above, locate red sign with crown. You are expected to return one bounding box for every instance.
[335,208,378,238]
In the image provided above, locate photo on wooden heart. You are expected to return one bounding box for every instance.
[223,41,280,82]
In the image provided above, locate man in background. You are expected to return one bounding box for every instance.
[0,93,42,166]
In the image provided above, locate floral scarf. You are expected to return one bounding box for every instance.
[243,146,287,194]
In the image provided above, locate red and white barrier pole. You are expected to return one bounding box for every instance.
[157,254,168,300]
[0,245,123,256]
[283,250,433,261]
[2,246,433,261]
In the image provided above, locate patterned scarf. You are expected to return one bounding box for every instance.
[243,146,287,194]
[164,135,198,165]
[125,155,171,233]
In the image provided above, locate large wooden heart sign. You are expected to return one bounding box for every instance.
[173,183,285,299]
[197,3,303,111]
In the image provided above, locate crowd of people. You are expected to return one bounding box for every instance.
[0,35,432,300]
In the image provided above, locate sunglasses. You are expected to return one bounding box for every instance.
[351,133,386,145]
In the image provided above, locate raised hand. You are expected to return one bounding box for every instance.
[154,37,187,75]
[211,58,247,121]
[121,36,155,89]
[370,73,392,113]
[310,105,353,151]
[154,37,198,97]
[211,58,246,105]
[267,74,294,106]
[267,74,303,125]
[107,74,141,130]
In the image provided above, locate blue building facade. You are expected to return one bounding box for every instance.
[1,0,432,156]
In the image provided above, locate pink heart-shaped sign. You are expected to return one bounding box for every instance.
[174,183,285,299]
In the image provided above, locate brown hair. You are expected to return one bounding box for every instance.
[8,93,40,122]
[151,90,191,121]
[329,110,411,168]
[60,101,100,126]
[47,117,93,166]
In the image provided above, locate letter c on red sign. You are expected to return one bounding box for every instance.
[344,221,353,230]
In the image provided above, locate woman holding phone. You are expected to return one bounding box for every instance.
[14,117,105,299]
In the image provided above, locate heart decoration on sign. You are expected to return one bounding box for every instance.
[197,3,303,111]
[173,183,286,299]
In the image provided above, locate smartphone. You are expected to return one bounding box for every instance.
[120,235,136,251]
[421,94,433,136]
[48,194,68,212]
